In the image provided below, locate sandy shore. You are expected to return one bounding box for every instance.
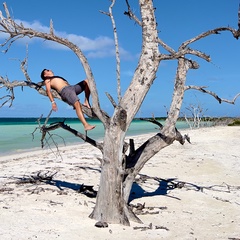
[0,126,239,240]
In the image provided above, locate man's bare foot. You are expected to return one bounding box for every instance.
[82,101,91,109]
[84,124,95,131]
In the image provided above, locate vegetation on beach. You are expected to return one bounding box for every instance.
[228,118,240,126]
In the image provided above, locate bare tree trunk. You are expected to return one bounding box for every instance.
[90,0,161,224]
[89,124,130,224]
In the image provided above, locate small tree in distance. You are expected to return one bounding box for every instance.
[0,0,240,225]
[182,100,209,129]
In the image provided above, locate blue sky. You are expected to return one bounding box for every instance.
[0,0,239,118]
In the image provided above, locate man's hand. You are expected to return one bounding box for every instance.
[52,102,58,111]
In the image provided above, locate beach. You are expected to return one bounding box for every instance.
[0,126,239,240]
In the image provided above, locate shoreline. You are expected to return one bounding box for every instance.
[0,125,178,159]
[0,125,239,239]
[0,124,232,159]
[0,125,199,159]
[0,125,236,161]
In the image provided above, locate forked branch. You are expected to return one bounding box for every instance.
[32,113,103,155]
[40,121,103,153]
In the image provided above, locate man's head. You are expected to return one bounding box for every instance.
[40,69,53,80]
[40,69,47,80]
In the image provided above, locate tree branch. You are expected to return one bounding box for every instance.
[185,85,240,104]
[180,27,240,51]
[124,0,142,26]
[0,77,60,105]
[0,75,98,118]
[159,48,210,63]
[108,0,122,103]
[140,117,163,130]
[105,92,117,108]
[140,117,190,145]
[40,121,103,153]
[20,46,31,82]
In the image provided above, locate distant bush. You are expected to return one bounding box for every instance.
[210,117,239,126]
[228,119,240,126]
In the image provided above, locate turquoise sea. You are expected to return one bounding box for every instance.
[0,118,189,156]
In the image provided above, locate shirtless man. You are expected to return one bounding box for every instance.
[40,69,95,131]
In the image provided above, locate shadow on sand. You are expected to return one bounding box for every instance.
[129,178,181,203]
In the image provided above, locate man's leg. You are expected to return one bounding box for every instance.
[82,79,91,109]
[74,100,95,131]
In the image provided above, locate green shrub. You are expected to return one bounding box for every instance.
[228,119,240,126]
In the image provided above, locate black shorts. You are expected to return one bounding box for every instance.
[60,81,85,106]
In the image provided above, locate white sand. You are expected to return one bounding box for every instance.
[0,126,239,240]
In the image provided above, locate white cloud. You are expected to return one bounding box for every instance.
[0,19,136,59]
[67,34,114,51]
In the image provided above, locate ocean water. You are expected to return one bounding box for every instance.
[0,118,189,156]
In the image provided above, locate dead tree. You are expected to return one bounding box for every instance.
[0,0,240,225]
[183,102,208,129]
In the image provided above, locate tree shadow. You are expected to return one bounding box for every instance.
[15,169,99,198]
[44,177,181,202]
[15,171,200,201]
[47,179,82,191]
[129,178,181,203]
[45,179,97,198]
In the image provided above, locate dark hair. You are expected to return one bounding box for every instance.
[40,69,47,80]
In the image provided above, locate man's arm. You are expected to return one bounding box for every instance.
[44,79,58,111]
